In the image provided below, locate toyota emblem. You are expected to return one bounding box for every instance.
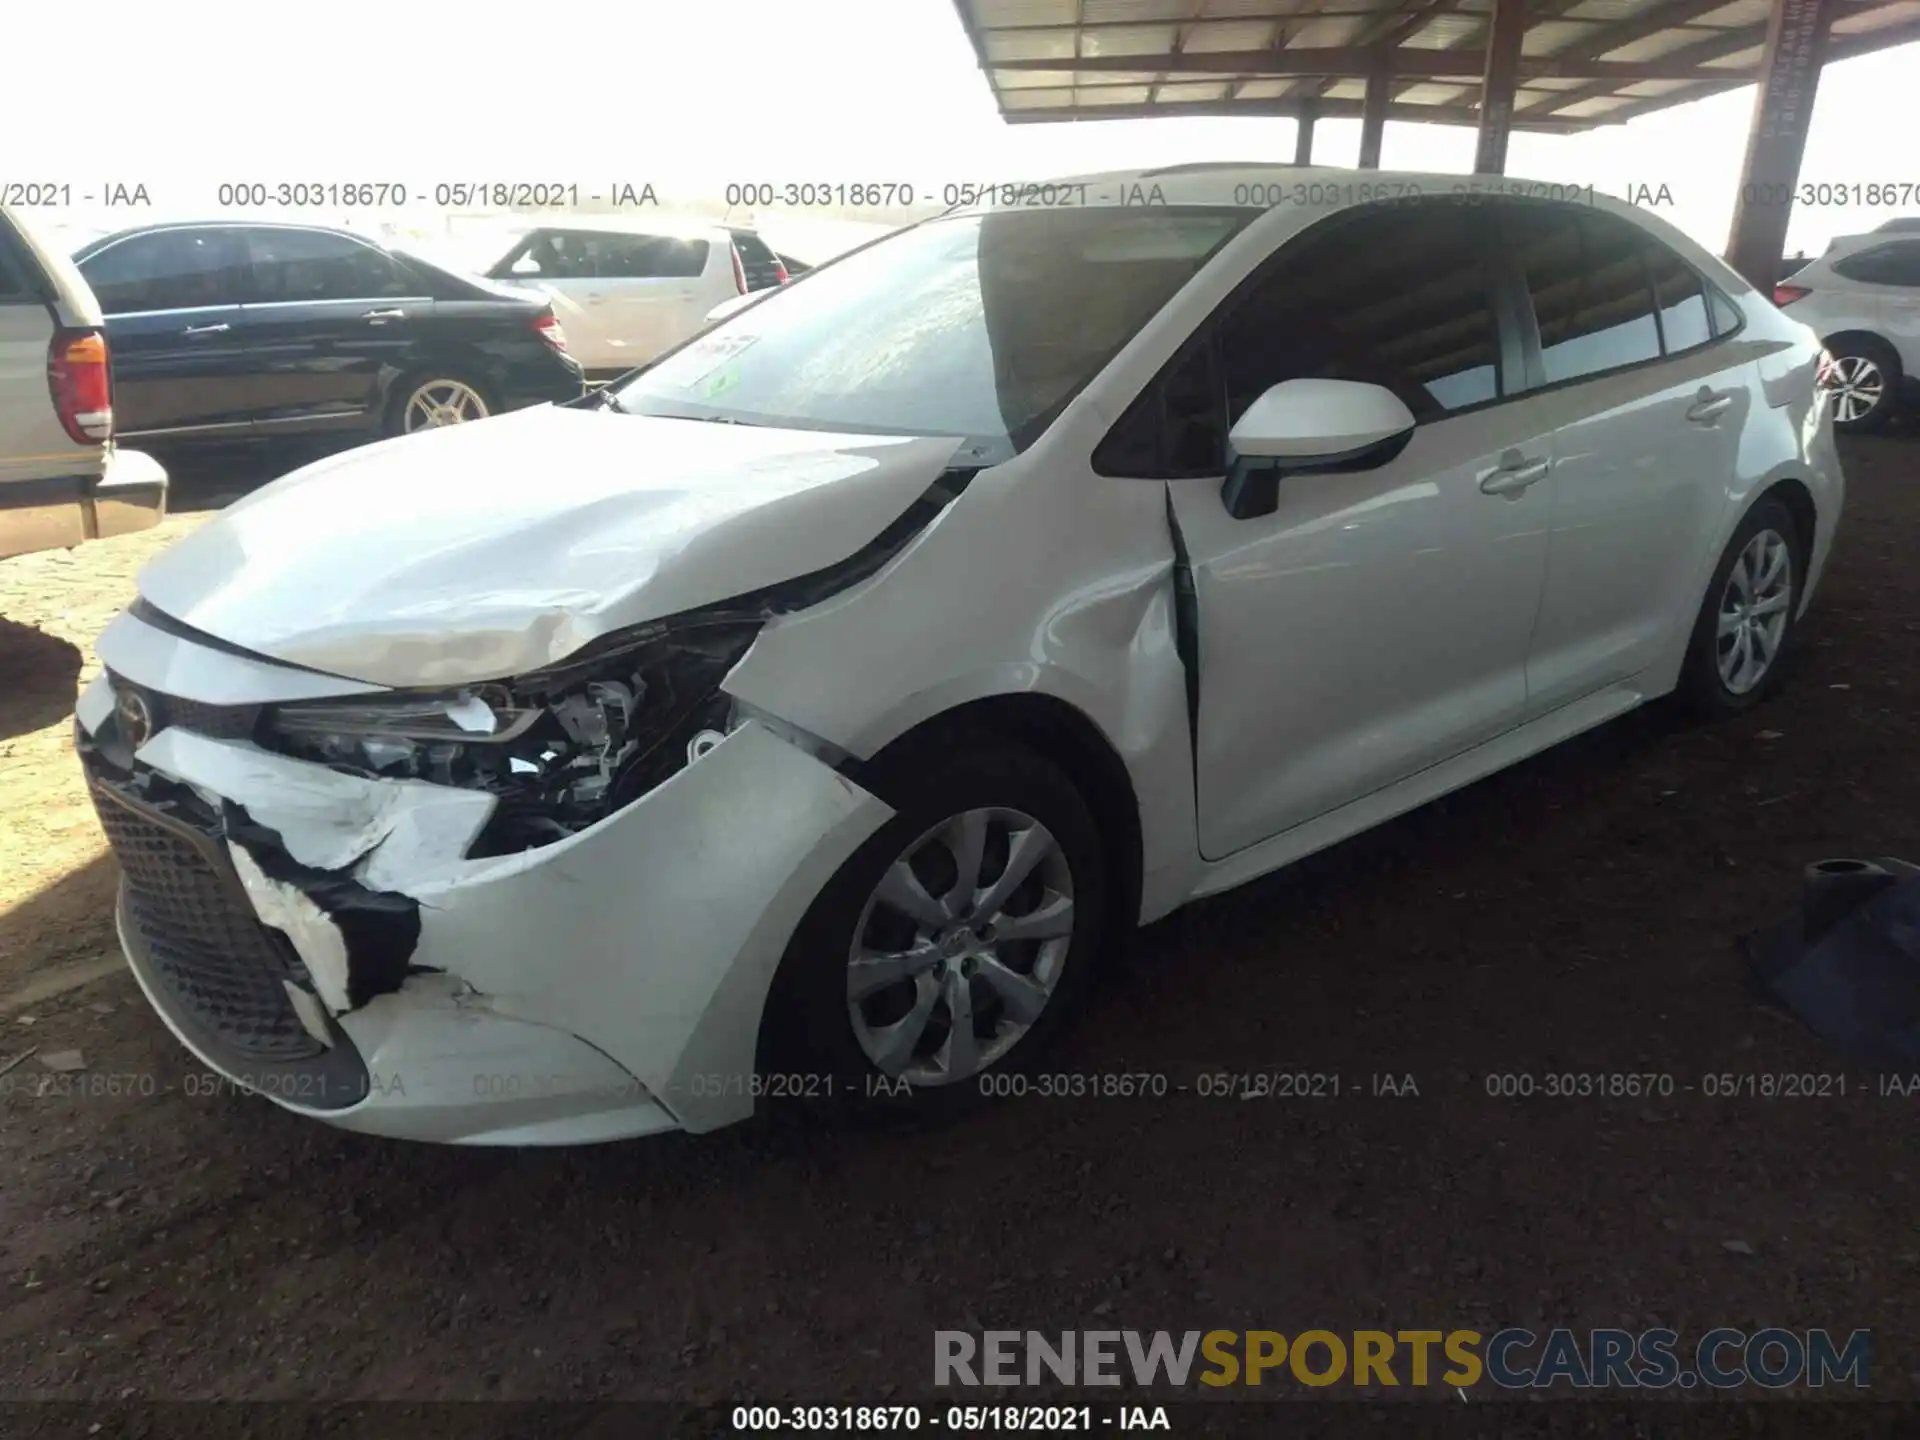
[113,685,154,750]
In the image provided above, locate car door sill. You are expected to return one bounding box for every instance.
[1188,681,1647,902]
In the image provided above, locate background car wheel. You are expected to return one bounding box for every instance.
[765,739,1107,1123]
[1823,337,1900,434]
[1677,497,1804,719]
[387,374,493,436]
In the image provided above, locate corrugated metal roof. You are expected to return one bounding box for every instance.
[954,0,1920,132]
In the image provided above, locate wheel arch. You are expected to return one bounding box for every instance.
[376,346,501,428]
[848,692,1146,952]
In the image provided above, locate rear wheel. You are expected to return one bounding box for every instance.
[387,374,492,436]
[764,740,1106,1122]
[1677,497,1803,718]
[1823,337,1899,434]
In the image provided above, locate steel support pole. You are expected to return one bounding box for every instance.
[1724,0,1835,290]
[1358,52,1390,168]
[1473,0,1528,174]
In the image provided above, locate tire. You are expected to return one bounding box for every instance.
[1676,497,1805,719]
[384,372,494,437]
[762,739,1107,1123]
[1823,336,1900,435]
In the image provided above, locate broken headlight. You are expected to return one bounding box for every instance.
[261,615,763,856]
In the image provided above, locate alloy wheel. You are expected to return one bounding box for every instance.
[403,380,489,432]
[846,806,1075,1087]
[1716,528,1795,696]
[1824,354,1885,426]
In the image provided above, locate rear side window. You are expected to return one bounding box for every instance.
[80,229,252,314]
[496,230,711,280]
[729,230,784,290]
[1643,244,1712,354]
[1708,288,1743,336]
[1507,206,1661,385]
[1832,241,1920,287]
[0,239,28,301]
[244,228,411,303]
[603,234,710,279]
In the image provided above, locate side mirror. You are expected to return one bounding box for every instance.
[1221,378,1418,520]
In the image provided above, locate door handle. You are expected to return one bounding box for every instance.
[182,322,230,335]
[583,293,607,305]
[1687,390,1735,424]
[361,308,405,321]
[1478,456,1550,498]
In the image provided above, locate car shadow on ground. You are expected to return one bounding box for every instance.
[0,614,83,742]
[0,851,118,985]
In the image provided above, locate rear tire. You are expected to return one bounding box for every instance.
[384,373,493,437]
[1824,336,1900,434]
[762,739,1107,1124]
[1676,497,1804,719]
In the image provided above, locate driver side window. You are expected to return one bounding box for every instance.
[1094,202,1503,478]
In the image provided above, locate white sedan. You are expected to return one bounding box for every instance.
[79,166,1843,1145]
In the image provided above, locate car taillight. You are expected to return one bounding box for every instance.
[731,245,747,295]
[773,259,790,284]
[1773,283,1810,306]
[533,312,568,352]
[47,329,112,444]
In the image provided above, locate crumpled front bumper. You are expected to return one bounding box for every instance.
[78,634,892,1145]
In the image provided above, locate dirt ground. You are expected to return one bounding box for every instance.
[2,435,1918,1422]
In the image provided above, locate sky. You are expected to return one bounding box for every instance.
[5,0,1915,260]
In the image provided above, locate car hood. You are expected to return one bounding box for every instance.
[135,404,965,687]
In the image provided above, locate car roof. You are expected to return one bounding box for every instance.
[958,163,1635,216]
[75,219,382,256]
[513,214,730,241]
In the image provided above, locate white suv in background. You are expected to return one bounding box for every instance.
[1775,222,1920,432]
[0,205,167,560]
[483,219,782,379]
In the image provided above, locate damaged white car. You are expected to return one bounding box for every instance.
[80,166,1844,1145]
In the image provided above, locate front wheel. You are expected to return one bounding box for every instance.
[765,740,1107,1121]
[1677,498,1803,718]
[387,374,493,436]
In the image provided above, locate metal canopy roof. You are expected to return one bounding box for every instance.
[952,0,1920,134]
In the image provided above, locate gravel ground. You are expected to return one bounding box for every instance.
[1,434,1917,1424]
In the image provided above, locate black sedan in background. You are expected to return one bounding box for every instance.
[72,223,585,443]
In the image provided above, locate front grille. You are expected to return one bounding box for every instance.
[103,673,261,742]
[93,787,325,1062]
[155,693,261,741]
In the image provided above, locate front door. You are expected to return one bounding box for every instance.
[1142,201,1556,859]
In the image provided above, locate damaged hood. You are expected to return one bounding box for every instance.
[135,405,965,686]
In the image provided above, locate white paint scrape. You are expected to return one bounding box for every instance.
[228,843,355,1016]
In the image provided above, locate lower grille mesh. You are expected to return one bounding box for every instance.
[94,792,325,1062]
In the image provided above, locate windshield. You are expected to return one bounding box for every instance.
[610,207,1254,463]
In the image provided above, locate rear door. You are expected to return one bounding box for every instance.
[78,228,254,437]
[1494,201,1752,713]
[592,231,720,367]
[489,229,617,369]
[234,227,424,429]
